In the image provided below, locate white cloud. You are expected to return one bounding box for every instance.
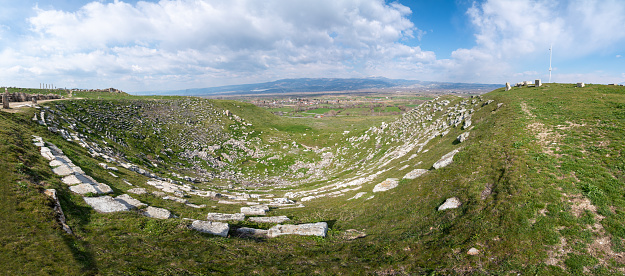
[0,0,434,91]
[442,0,625,83]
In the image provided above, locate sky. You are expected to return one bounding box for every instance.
[0,0,623,92]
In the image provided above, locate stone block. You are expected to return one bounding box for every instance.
[190,220,229,237]
[404,169,428,180]
[267,222,328,238]
[143,206,172,219]
[535,79,542,87]
[372,178,399,192]
[577,82,585,88]
[438,197,462,211]
[248,216,290,224]
[206,213,245,221]
[84,196,131,213]
[433,149,460,169]
[114,194,146,209]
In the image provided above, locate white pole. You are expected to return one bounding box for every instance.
[549,44,552,83]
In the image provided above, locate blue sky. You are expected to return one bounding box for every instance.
[0,0,623,92]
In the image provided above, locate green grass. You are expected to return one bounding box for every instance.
[2,84,625,274]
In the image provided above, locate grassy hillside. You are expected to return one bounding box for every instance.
[1,83,624,275]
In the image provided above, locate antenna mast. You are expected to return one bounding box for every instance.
[549,44,552,83]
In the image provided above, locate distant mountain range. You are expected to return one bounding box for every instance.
[133,77,502,96]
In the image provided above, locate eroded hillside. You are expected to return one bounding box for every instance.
[2,83,625,274]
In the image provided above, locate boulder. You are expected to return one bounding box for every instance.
[456,132,470,143]
[438,197,462,211]
[404,169,427,180]
[248,216,290,224]
[190,220,229,237]
[433,149,460,169]
[83,196,131,213]
[373,178,399,192]
[206,213,245,221]
[143,206,173,219]
[267,222,328,238]
[467,248,480,255]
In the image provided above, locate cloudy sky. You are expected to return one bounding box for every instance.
[0,0,623,92]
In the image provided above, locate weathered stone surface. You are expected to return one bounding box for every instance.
[404,169,427,180]
[438,197,462,211]
[52,165,73,176]
[241,205,268,215]
[267,222,328,238]
[114,194,146,209]
[44,189,73,234]
[271,198,294,204]
[505,82,511,91]
[467,248,480,255]
[235,227,268,237]
[127,187,148,195]
[143,206,173,219]
[248,216,290,224]
[535,79,542,87]
[61,175,82,185]
[49,159,64,167]
[206,212,245,221]
[348,192,367,200]
[70,184,98,195]
[190,220,229,237]
[342,229,367,240]
[457,132,470,143]
[433,149,460,169]
[373,178,399,192]
[84,196,130,213]
[74,173,97,184]
[577,82,585,88]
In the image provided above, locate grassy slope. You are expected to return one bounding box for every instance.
[1,84,624,275]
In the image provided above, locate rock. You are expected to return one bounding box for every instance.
[248,216,290,224]
[206,213,245,221]
[348,192,367,200]
[577,82,585,88]
[343,229,367,240]
[127,187,148,195]
[438,197,462,211]
[61,175,82,185]
[235,227,268,237]
[84,196,131,213]
[456,132,470,143]
[44,189,72,234]
[267,222,328,238]
[69,183,113,195]
[52,165,73,176]
[190,220,229,237]
[467,248,480,255]
[114,194,146,209]
[505,82,511,91]
[433,149,460,169]
[143,206,173,219]
[535,79,542,87]
[241,205,268,216]
[49,159,64,167]
[373,178,399,192]
[404,169,427,180]
[271,198,294,204]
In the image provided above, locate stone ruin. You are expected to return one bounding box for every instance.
[577,82,585,88]
[0,91,61,104]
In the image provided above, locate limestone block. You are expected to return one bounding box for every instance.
[433,149,460,169]
[69,184,98,195]
[535,79,542,87]
[372,178,399,192]
[505,82,511,91]
[114,194,146,209]
[163,196,188,204]
[267,222,328,238]
[127,188,148,195]
[438,197,462,211]
[143,206,173,219]
[240,206,267,215]
[206,213,245,221]
[84,196,131,213]
[577,82,585,88]
[404,169,428,180]
[457,132,470,143]
[61,174,82,185]
[190,220,229,237]
[235,227,268,237]
[248,216,290,224]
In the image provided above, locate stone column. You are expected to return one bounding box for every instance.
[505,82,512,91]
[535,79,542,87]
[2,88,8,109]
